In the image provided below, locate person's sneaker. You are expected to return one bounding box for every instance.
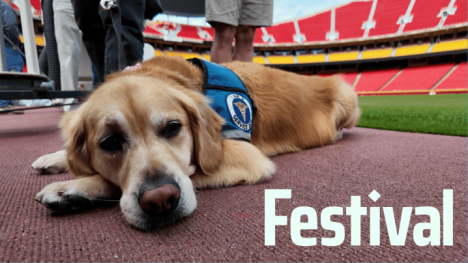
[0,105,24,114]
[0,105,14,114]
[11,108,24,114]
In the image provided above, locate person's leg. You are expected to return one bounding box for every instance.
[210,22,237,63]
[205,0,241,63]
[71,0,106,85]
[232,25,256,62]
[54,0,81,92]
[119,0,145,68]
[98,0,145,76]
[232,0,273,62]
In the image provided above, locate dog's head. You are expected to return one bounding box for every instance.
[60,57,224,230]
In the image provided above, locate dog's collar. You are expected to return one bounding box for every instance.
[187,58,256,142]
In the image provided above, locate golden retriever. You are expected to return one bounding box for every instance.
[32,56,360,230]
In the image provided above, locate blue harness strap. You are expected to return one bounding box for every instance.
[188,58,255,142]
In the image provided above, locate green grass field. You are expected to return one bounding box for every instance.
[357,94,467,136]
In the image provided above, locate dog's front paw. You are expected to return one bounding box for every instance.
[32,150,68,174]
[35,182,92,212]
[335,130,343,141]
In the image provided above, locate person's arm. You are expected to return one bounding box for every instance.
[2,3,21,47]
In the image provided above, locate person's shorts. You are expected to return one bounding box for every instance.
[205,0,273,27]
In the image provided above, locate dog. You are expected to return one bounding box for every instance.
[32,56,360,230]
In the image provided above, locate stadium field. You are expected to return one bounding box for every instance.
[357,94,467,136]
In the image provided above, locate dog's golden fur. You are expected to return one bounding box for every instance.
[33,56,360,229]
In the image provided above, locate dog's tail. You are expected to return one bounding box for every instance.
[332,77,361,130]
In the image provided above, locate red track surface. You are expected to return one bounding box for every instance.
[0,108,466,262]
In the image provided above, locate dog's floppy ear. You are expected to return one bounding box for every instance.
[59,107,95,177]
[177,89,225,175]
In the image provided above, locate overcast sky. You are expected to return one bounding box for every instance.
[154,0,354,26]
[273,0,353,23]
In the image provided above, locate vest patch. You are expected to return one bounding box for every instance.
[188,58,255,142]
[227,94,252,131]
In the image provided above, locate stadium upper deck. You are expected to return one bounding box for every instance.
[142,0,467,43]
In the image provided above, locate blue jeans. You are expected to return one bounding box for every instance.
[0,45,24,106]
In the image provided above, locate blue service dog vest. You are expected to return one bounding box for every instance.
[188,58,256,142]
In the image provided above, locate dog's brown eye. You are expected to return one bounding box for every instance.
[100,133,126,152]
[163,121,181,139]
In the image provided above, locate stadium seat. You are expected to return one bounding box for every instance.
[201,53,210,61]
[154,49,165,56]
[382,63,454,91]
[297,11,330,42]
[431,39,468,53]
[253,56,267,64]
[164,51,201,59]
[368,0,411,37]
[335,0,373,40]
[267,22,296,44]
[394,44,430,57]
[354,68,400,92]
[265,55,295,65]
[144,25,164,36]
[296,54,326,63]
[328,52,359,62]
[444,0,468,26]
[177,25,201,40]
[19,35,44,47]
[175,25,213,41]
[434,62,467,90]
[404,0,451,32]
[253,28,267,44]
[361,48,393,60]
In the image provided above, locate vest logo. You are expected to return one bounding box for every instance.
[227,94,252,131]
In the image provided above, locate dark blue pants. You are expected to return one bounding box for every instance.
[0,45,24,107]
[71,0,145,86]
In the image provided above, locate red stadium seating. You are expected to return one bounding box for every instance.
[268,22,296,44]
[298,11,330,42]
[381,63,454,91]
[404,0,451,32]
[178,25,200,40]
[144,25,163,36]
[204,27,215,39]
[444,0,468,26]
[139,0,466,44]
[434,62,467,90]
[30,0,41,16]
[12,0,41,16]
[354,68,400,92]
[368,0,411,37]
[253,28,265,44]
[335,1,373,40]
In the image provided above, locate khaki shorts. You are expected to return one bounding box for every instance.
[205,0,273,27]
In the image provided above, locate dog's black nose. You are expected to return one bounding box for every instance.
[139,179,181,216]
